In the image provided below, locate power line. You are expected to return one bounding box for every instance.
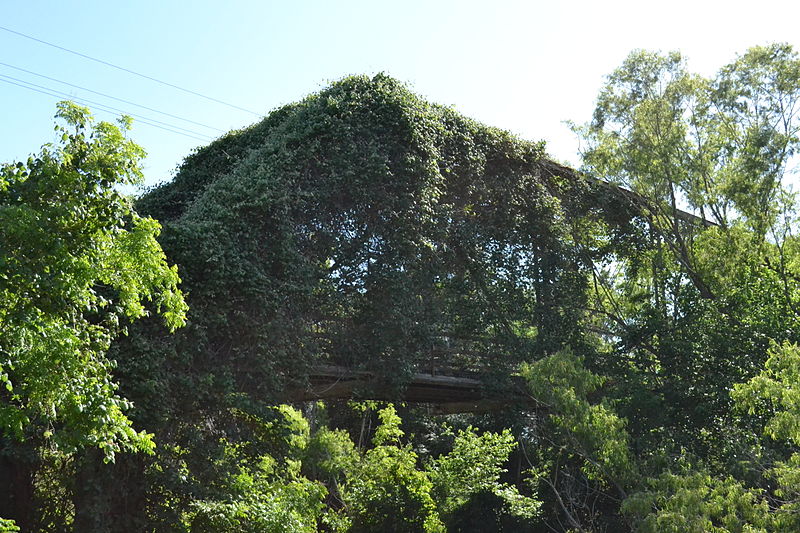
[0,61,225,133]
[1,76,211,142]
[0,24,263,117]
[0,77,212,142]
[0,73,215,140]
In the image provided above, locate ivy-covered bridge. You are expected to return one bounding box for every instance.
[133,74,702,412]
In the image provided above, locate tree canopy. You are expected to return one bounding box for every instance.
[0,102,186,455]
[5,46,800,531]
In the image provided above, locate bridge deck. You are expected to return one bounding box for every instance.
[292,364,535,414]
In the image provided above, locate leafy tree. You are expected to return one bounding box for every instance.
[571,43,800,455]
[554,43,800,531]
[0,102,187,529]
[732,341,800,529]
[184,441,329,533]
[328,404,540,532]
[0,102,186,453]
[428,426,540,528]
[521,350,634,531]
[621,471,769,533]
[575,44,800,235]
[340,405,445,533]
[143,403,538,532]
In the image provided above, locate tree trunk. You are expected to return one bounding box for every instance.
[0,452,36,531]
[73,449,148,533]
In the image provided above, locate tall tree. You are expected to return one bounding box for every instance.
[571,45,800,443]
[555,43,800,531]
[0,102,187,528]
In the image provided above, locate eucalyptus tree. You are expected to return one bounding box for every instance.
[563,44,800,531]
[571,43,800,439]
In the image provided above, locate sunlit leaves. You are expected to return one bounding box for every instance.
[622,472,769,533]
[522,350,634,487]
[0,102,186,458]
[429,426,540,521]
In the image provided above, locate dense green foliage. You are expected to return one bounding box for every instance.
[137,73,618,390]
[0,103,186,454]
[116,72,614,532]
[565,43,800,531]
[0,103,187,530]
[160,403,537,533]
[5,45,800,531]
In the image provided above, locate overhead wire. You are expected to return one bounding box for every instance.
[0,73,215,140]
[0,61,225,133]
[1,76,211,142]
[0,76,212,142]
[0,24,263,117]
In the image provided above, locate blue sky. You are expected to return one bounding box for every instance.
[3,0,800,189]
